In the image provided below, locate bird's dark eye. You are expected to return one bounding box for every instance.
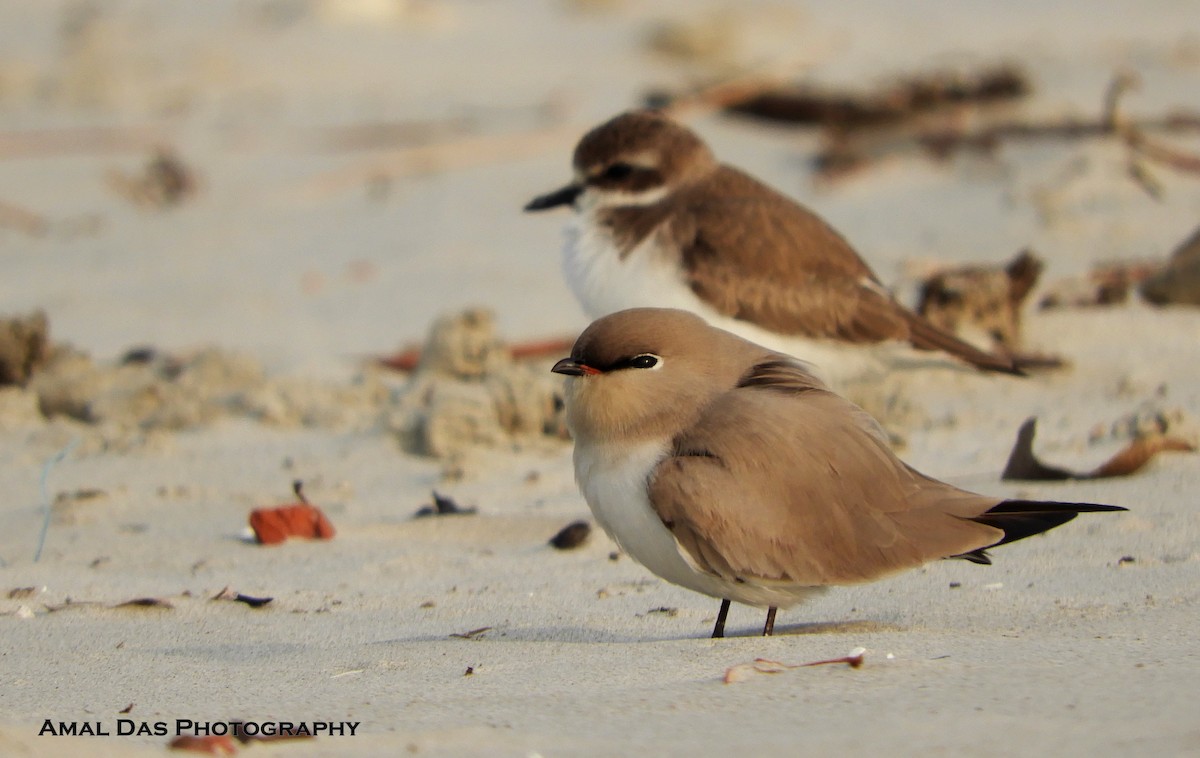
[603,162,635,180]
[628,354,658,369]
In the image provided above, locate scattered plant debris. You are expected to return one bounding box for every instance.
[8,587,38,599]
[119,703,134,714]
[249,481,336,544]
[168,734,238,755]
[1039,260,1162,310]
[1140,225,1200,306]
[1002,417,1194,481]
[724,64,1029,129]
[724,647,867,684]
[414,490,477,518]
[0,310,49,386]
[549,519,591,549]
[644,606,679,617]
[107,147,197,209]
[449,626,492,640]
[212,586,273,608]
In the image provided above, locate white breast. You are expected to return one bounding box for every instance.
[562,213,701,321]
[573,437,823,609]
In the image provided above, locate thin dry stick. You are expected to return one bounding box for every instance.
[815,70,1200,181]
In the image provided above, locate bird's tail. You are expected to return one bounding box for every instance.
[955,499,1127,564]
[903,311,1024,375]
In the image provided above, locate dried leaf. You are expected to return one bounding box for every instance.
[211,586,273,608]
[450,626,492,640]
[168,735,237,755]
[549,520,591,549]
[249,503,336,544]
[1089,435,1195,477]
[414,490,477,518]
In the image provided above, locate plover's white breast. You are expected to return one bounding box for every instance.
[561,213,886,389]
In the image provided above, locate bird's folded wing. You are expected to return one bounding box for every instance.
[670,170,910,343]
[647,381,1002,586]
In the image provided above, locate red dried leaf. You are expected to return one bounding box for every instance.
[168,735,237,755]
[249,503,336,545]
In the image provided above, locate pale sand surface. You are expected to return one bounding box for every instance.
[2,2,1199,756]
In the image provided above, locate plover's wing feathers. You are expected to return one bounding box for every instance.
[647,365,1005,586]
[668,167,907,343]
[669,168,1022,372]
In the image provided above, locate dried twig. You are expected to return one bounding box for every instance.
[803,70,1200,181]
[724,647,866,684]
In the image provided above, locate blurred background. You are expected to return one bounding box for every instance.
[1,0,1197,378]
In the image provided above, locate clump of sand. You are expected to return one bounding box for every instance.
[386,308,569,460]
[0,309,569,462]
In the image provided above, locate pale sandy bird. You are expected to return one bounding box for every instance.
[552,308,1123,637]
[528,110,1021,384]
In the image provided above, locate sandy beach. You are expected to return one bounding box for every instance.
[2,1,1199,755]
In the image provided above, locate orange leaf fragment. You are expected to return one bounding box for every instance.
[168,735,237,755]
[1089,435,1195,478]
[249,503,336,545]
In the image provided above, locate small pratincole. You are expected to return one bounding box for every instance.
[552,307,1124,637]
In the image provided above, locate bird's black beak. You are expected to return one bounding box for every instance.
[551,358,597,376]
[524,183,583,212]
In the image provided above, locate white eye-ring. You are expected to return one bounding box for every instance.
[628,354,661,370]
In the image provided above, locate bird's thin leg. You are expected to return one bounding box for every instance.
[762,607,778,636]
[711,599,731,638]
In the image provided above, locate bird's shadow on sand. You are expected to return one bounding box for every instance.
[376,619,903,646]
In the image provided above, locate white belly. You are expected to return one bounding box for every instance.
[561,215,886,389]
[573,437,823,609]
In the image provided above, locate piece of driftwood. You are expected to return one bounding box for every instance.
[810,71,1200,181]
[1001,417,1193,481]
[721,64,1030,129]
